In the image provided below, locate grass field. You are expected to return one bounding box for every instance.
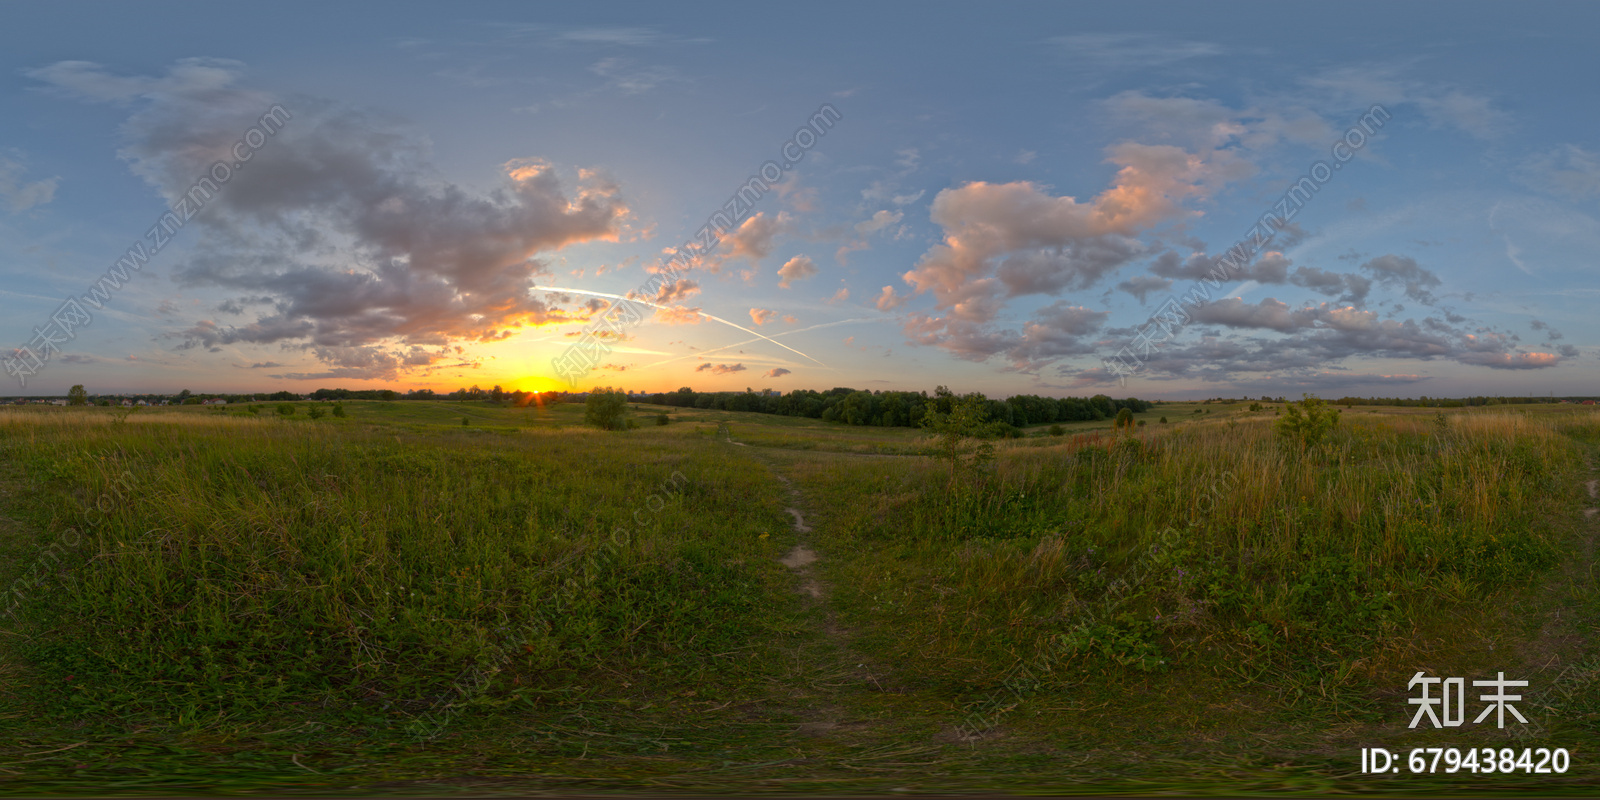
[1,399,1597,795]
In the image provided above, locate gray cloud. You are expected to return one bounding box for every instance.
[1116,274,1173,303]
[1360,254,1441,305]
[31,60,628,381]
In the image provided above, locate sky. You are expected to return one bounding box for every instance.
[2,1,1598,399]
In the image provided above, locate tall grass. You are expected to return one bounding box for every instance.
[794,411,1582,694]
[1,411,794,725]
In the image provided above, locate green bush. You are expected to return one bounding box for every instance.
[332,403,346,418]
[308,406,326,420]
[1114,408,1135,430]
[1048,424,1064,436]
[276,403,295,416]
[1274,394,1339,450]
[655,412,670,426]
[585,389,630,431]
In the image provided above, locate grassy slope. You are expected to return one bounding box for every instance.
[0,401,1595,795]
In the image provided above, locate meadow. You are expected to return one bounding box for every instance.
[0,398,1596,795]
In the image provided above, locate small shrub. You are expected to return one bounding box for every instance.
[332,403,346,418]
[1114,408,1135,430]
[461,417,470,427]
[1274,394,1339,450]
[1159,416,1167,424]
[1048,424,1064,436]
[308,406,326,420]
[276,403,295,416]
[655,412,670,426]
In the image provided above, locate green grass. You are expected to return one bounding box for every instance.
[0,402,1597,794]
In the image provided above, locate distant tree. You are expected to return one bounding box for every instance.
[177,389,192,402]
[67,385,87,406]
[585,389,630,431]
[1159,416,1168,424]
[308,405,326,420]
[1114,407,1135,431]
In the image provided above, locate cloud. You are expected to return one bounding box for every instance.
[875,285,907,311]
[0,156,58,212]
[653,305,704,325]
[551,26,709,47]
[829,287,849,304]
[588,57,683,94]
[708,212,786,272]
[1289,265,1371,305]
[26,57,244,105]
[903,172,1207,326]
[1301,64,1506,139]
[30,60,629,380]
[1359,254,1441,305]
[646,278,700,304]
[1104,91,1333,151]
[901,300,1110,369]
[1173,297,1563,373]
[764,367,791,378]
[854,209,903,236]
[695,362,746,374]
[749,307,776,325]
[1046,33,1223,71]
[1519,144,1600,199]
[1116,275,1173,303]
[776,255,818,288]
[893,126,1266,363]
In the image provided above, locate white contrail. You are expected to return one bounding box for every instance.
[635,317,880,372]
[531,286,825,366]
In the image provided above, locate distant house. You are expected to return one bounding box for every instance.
[202,398,228,406]
[50,399,67,406]
[120,399,134,407]
[1584,400,1596,406]
[135,400,149,406]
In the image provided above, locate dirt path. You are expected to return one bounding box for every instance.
[717,432,909,751]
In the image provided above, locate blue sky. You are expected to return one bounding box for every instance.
[2,1,1597,398]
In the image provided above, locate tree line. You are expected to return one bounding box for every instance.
[636,386,1153,432]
